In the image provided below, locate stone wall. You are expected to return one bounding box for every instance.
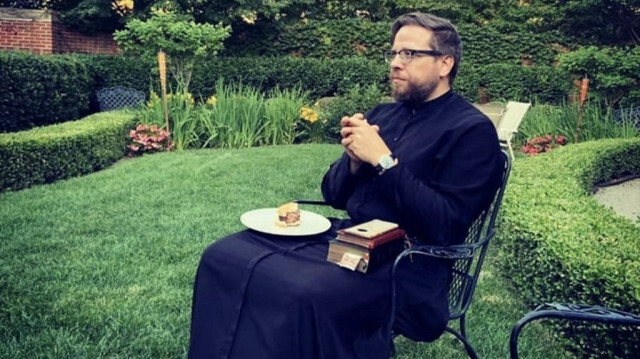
[0,7,119,55]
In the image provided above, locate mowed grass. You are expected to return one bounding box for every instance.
[0,144,569,358]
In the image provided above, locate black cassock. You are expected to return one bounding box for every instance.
[188,91,504,359]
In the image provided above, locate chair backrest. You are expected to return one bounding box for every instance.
[497,101,531,142]
[473,103,506,128]
[97,86,146,111]
[448,149,511,318]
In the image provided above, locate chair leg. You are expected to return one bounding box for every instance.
[444,327,479,359]
[508,140,515,159]
[460,314,468,339]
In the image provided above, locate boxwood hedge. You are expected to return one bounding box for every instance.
[0,51,92,133]
[0,111,137,192]
[496,138,640,357]
[1,51,571,134]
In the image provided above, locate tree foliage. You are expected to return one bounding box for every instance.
[113,10,230,91]
[558,46,640,106]
[535,0,640,46]
[3,0,637,46]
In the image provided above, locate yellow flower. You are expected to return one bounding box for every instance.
[182,92,195,105]
[166,92,195,105]
[112,0,134,16]
[300,106,319,123]
[240,12,257,25]
[206,95,217,106]
[147,91,160,108]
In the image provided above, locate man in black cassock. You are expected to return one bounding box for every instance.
[188,12,504,359]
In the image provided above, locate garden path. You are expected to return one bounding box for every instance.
[593,178,640,222]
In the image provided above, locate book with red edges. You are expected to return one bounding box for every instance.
[336,219,406,249]
[327,220,406,273]
[337,227,406,249]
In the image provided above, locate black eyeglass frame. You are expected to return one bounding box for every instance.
[384,49,444,63]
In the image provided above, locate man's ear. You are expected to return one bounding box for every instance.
[438,55,455,78]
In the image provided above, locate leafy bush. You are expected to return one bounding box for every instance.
[0,52,92,133]
[476,64,570,104]
[558,46,640,107]
[320,84,386,143]
[223,18,566,67]
[496,138,640,357]
[0,111,137,192]
[0,52,573,132]
[191,56,389,100]
[114,11,230,92]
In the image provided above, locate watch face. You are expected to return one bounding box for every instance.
[380,155,394,169]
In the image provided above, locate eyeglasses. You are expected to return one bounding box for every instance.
[384,49,444,64]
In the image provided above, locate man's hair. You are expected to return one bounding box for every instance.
[391,12,462,84]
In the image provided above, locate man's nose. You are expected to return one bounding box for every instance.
[389,55,403,69]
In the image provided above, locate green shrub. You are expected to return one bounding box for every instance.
[477,64,570,104]
[190,56,389,100]
[0,111,137,192]
[557,46,640,107]
[0,52,92,133]
[0,52,571,134]
[496,138,640,357]
[320,84,387,143]
[223,19,566,67]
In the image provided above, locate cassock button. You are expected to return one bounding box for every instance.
[393,137,399,142]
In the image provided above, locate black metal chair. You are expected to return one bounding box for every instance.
[298,149,512,359]
[509,303,640,359]
[96,86,146,111]
[385,149,511,359]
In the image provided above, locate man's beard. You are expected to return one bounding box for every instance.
[392,79,436,104]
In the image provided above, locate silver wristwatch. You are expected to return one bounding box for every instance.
[375,153,395,175]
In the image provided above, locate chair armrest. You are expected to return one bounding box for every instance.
[399,230,495,261]
[401,243,478,260]
[509,303,640,359]
[294,199,330,206]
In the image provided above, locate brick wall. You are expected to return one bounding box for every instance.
[0,7,119,55]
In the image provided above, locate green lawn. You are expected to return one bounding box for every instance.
[0,144,570,358]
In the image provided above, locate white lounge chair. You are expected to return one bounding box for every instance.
[497,101,531,158]
[473,103,505,128]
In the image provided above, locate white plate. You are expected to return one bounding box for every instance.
[240,208,331,236]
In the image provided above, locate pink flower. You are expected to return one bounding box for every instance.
[522,134,568,155]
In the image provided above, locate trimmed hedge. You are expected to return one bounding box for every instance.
[0,111,137,192]
[496,138,640,358]
[0,52,570,134]
[224,19,567,67]
[191,56,390,100]
[0,51,92,133]
[192,57,569,104]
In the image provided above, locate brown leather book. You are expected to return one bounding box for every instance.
[336,226,406,249]
[341,219,399,238]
